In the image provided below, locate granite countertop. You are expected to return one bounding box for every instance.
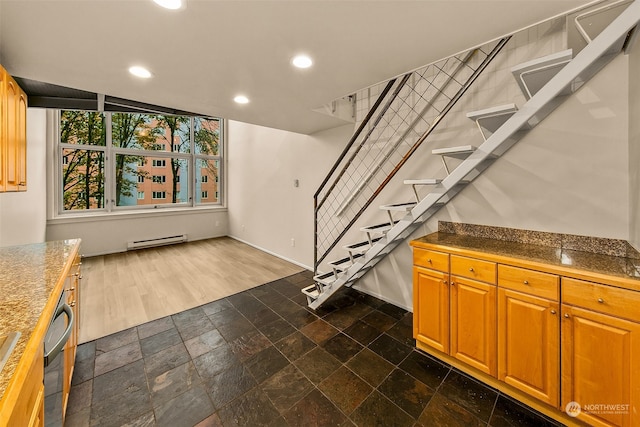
[412,232,640,288]
[0,239,80,400]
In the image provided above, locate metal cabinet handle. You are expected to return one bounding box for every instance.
[427,258,432,263]
[469,267,474,272]
[443,280,448,285]
[68,287,75,291]
[70,301,76,307]
[44,303,74,367]
[523,280,529,285]
[550,309,557,315]
[564,313,570,318]
[597,298,605,304]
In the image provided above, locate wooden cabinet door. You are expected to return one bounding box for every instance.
[450,275,497,376]
[498,288,559,406]
[16,91,27,190]
[4,343,45,427]
[0,68,5,192]
[4,78,18,192]
[413,266,449,353]
[562,305,640,427]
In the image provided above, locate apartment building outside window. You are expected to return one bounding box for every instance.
[57,111,223,213]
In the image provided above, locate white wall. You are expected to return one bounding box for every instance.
[0,108,48,246]
[47,209,228,256]
[629,32,640,251]
[227,121,349,269]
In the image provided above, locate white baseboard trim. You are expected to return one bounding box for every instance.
[228,235,312,271]
[352,284,413,313]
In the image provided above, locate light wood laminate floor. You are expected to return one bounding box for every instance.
[79,237,303,343]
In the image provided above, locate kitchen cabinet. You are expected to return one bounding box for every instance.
[0,240,81,427]
[411,232,640,427]
[0,64,27,193]
[2,344,45,426]
[412,250,497,377]
[497,265,560,407]
[561,277,640,427]
[61,253,81,419]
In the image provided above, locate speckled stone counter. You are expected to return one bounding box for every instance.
[412,227,640,290]
[0,239,81,400]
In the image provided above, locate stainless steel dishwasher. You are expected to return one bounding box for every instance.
[43,289,74,427]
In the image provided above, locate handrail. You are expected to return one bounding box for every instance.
[313,78,398,202]
[314,36,511,269]
[315,74,411,211]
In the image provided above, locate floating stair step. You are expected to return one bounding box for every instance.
[313,271,337,287]
[380,202,416,212]
[360,222,397,235]
[432,145,476,159]
[404,179,442,186]
[328,253,364,271]
[343,238,382,255]
[511,49,573,99]
[301,284,321,303]
[466,104,519,140]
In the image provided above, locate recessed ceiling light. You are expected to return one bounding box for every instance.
[129,66,153,79]
[292,55,313,69]
[153,0,184,10]
[234,95,250,104]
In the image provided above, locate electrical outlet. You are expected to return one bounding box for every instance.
[291,238,295,247]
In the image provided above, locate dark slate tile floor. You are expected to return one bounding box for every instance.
[64,271,564,427]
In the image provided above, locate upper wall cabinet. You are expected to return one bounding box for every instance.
[0,64,28,192]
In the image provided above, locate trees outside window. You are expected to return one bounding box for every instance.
[58,111,223,213]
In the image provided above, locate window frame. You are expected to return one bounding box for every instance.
[53,110,224,215]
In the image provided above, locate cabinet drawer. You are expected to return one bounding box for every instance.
[562,277,640,323]
[451,255,496,284]
[413,248,449,272]
[498,265,559,301]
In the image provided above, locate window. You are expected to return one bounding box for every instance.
[57,111,223,213]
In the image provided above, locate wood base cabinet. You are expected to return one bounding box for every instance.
[412,249,497,377]
[561,277,640,427]
[411,235,640,427]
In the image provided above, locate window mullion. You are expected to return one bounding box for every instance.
[105,112,114,212]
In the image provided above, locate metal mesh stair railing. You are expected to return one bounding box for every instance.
[314,37,510,270]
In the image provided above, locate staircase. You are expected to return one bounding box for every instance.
[304,0,640,309]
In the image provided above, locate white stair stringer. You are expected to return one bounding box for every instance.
[306,2,640,310]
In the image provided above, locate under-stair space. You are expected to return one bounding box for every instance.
[305,0,640,309]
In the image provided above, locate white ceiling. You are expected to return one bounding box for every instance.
[0,0,594,134]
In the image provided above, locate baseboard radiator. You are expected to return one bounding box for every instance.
[127,234,187,250]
